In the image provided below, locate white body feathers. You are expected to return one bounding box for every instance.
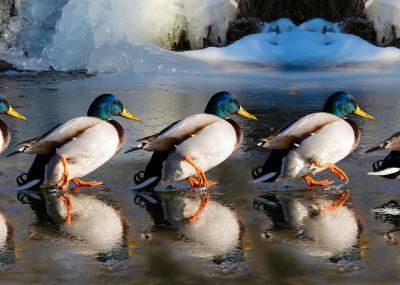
[161,117,237,182]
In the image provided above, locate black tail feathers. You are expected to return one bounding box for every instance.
[372,151,400,179]
[17,153,53,190]
[251,149,288,182]
[132,151,170,189]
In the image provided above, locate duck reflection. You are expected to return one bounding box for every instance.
[0,210,15,268]
[254,190,362,262]
[18,189,129,262]
[134,190,243,263]
[374,200,400,244]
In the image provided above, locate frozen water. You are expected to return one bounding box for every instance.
[0,0,237,71]
[366,0,400,45]
[1,0,67,56]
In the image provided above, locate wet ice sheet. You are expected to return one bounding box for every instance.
[0,70,399,284]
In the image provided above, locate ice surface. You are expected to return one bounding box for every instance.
[85,42,209,74]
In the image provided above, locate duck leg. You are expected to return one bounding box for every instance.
[313,161,349,183]
[57,155,72,225]
[57,155,69,191]
[188,192,210,224]
[183,155,218,188]
[303,175,334,188]
[319,191,350,215]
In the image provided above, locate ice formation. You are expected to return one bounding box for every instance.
[366,0,400,45]
[1,1,400,72]
[0,0,67,55]
[0,0,237,71]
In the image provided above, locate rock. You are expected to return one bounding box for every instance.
[340,17,377,45]
[170,29,191,51]
[0,0,15,24]
[232,0,386,47]
[226,17,262,45]
[0,59,16,72]
[237,0,366,24]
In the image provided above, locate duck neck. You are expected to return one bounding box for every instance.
[87,107,111,121]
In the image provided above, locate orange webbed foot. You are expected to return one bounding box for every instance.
[186,176,201,189]
[72,178,103,188]
[183,155,217,189]
[303,175,334,188]
[319,191,350,215]
[313,161,349,183]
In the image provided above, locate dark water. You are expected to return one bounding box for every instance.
[0,69,399,284]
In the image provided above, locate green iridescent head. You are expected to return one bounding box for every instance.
[87,94,141,121]
[0,93,26,120]
[204,91,256,120]
[323,91,373,119]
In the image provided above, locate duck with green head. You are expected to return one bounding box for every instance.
[13,94,140,224]
[252,91,373,202]
[0,93,27,155]
[127,91,256,191]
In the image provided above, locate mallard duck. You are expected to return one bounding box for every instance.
[128,91,256,190]
[13,94,140,224]
[252,91,373,198]
[0,93,26,155]
[366,133,400,178]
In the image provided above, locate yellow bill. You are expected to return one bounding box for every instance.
[237,106,257,120]
[354,105,374,120]
[120,108,141,122]
[6,105,27,120]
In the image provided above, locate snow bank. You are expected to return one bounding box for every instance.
[366,0,400,45]
[3,12,400,72]
[185,18,400,67]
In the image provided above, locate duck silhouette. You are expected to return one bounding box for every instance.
[134,190,244,263]
[17,189,129,262]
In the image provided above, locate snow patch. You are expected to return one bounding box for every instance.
[185,18,400,67]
